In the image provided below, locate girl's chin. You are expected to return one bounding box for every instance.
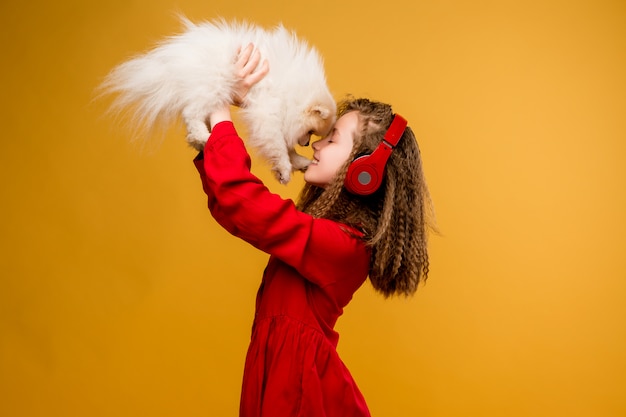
[303,176,326,189]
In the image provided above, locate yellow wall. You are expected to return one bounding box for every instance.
[1,0,625,416]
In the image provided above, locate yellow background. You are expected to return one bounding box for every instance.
[1,0,625,416]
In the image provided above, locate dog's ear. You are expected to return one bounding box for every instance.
[308,105,332,120]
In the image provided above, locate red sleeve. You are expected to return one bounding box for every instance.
[194,121,370,289]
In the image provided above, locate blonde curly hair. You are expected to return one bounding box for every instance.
[297,97,437,297]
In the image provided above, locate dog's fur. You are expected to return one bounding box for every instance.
[99,17,336,183]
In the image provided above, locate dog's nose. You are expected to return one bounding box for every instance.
[299,131,313,147]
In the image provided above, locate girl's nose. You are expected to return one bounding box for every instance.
[312,137,330,151]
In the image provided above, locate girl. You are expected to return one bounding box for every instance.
[194,45,435,417]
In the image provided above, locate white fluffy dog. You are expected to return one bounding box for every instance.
[99,17,336,183]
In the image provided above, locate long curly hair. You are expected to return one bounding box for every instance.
[297,97,437,297]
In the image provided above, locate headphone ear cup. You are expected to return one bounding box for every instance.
[344,155,384,195]
[344,114,408,196]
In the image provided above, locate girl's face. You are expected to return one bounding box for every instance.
[304,111,358,188]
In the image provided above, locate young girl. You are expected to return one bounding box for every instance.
[194,45,435,417]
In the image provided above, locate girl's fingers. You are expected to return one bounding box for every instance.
[235,44,254,72]
[231,44,269,106]
[236,44,268,79]
[243,49,262,74]
[236,43,254,65]
[247,59,269,85]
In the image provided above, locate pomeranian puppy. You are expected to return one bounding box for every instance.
[99,17,336,183]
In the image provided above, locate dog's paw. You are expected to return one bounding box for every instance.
[290,154,311,172]
[186,134,207,151]
[184,116,210,151]
[273,167,292,185]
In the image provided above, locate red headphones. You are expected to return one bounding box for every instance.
[344,114,408,195]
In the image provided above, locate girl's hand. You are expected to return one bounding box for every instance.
[208,44,269,130]
[232,44,269,107]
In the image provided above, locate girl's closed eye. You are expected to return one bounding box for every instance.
[326,129,336,142]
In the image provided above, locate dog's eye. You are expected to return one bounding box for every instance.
[308,130,314,135]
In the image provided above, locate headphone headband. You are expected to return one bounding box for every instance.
[382,114,407,147]
[344,114,408,195]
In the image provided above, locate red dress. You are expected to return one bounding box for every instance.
[194,121,372,417]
